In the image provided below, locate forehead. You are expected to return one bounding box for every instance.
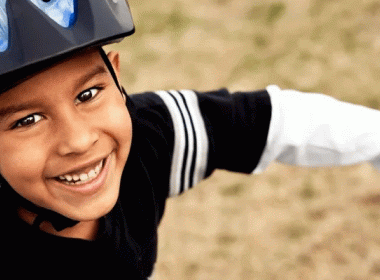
[0,49,105,101]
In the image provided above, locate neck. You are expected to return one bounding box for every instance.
[17,207,100,240]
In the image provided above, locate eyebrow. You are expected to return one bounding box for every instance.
[0,64,109,121]
[73,64,109,92]
[0,101,43,121]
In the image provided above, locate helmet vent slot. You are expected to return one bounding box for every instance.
[0,0,8,52]
[29,0,77,28]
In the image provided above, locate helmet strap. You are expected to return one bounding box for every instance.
[0,178,79,231]
[99,48,129,105]
[99,48,122,91]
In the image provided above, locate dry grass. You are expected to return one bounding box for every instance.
[107,0,380,279]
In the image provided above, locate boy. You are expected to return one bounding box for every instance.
[1,0,380,279]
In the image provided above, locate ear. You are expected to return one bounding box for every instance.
[107,51,121,79]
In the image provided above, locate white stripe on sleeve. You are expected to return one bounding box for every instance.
[168,90,195,193]
[155,90,185,196]
[155,90,209,196]
[180,90,209,186]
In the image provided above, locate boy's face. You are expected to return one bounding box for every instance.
[0,49,132,222]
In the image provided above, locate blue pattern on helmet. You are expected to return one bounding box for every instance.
[0,0,8,52]
[29,0,77,28]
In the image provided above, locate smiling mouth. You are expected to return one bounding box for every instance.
[55,159,105,185]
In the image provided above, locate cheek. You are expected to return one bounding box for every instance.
[101,98,133,153]
[0,138,48,198]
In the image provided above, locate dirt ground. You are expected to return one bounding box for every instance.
[107,0,380,279]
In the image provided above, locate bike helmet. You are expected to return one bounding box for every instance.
[0,0,134,92]
[0,0,135,231]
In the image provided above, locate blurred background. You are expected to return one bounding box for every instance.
[106,0,380,279]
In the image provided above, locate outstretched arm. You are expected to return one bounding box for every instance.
[130,86,380,198]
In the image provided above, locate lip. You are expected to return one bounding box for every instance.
[51,153,112,196]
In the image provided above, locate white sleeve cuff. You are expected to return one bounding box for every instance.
[254,85,380,173]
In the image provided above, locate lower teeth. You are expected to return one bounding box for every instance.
[61,176,94,185]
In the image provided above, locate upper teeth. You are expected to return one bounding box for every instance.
[58,160,103,184]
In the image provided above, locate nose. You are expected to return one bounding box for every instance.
[56,113,99,156]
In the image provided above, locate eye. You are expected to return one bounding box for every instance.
[75,88,100,104]
[13,114,43,129]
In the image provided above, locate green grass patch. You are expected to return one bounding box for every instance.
[220,183,245,197]
[267,3,286,24]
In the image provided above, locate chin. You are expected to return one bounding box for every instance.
[61,189,120,222]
